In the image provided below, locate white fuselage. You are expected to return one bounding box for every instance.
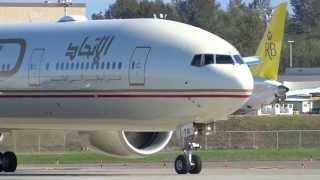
[0,19,253,131]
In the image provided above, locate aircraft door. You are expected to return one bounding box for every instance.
[129,47,150,86]
[29,49,45,86]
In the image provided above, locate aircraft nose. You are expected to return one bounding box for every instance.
[205,64,254,94]
[195,64,254,121]
[233,65,254,93]
[216,64,254,94]
[220,64,254,113]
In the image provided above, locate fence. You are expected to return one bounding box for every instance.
[168,130,320,150]
[2,130,320,153]
[0,131,82,153]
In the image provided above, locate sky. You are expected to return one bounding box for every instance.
[3,0,290,16]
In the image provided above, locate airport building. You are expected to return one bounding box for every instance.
[253,68,320,116]
[0,2,86,23]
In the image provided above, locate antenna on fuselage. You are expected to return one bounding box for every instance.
[153,13,167,20]
[58,0,72,16]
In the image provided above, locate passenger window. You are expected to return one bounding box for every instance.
[216,55,234,64]
[191,55,202,67]
[95,63,99,70]
[56,63,59,70]
[106,62,110,70]
[46,63,50,70]
[233,55,244,64]
[60,63,64,70]
[112,62,116,70]
[81,62,84,70]
[71,62,75,70]
[1,64,5,71]
[76,62,80,70]
[86,62,90,70]
[101,62,105,69]
[6,64,10,71]
[118,62,122,70]
[204,54,214,65]
[91,63,95,70]
[66,63,69,70]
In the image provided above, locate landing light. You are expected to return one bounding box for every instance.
[194,131,198,136]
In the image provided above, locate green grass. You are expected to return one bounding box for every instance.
[13,116,320,164]
[220,115,320,131]
[17,148,320,164]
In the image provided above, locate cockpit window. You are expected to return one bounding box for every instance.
[204,54,214,65]
[191,54,237,67]
[233,55,244,64]
[191,54,202,67]
[216,55,234,64]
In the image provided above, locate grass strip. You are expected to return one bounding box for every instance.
[17,148,320,164]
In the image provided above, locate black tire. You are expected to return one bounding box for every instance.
[174,155,190,174]
[0,152,3,172]
[189,154,202,174]
[2,151,17,172]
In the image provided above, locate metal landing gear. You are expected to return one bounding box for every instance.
[0,133,17,172]
[174,143,202,174]
[175,123,202,174]
[0,151,17,172]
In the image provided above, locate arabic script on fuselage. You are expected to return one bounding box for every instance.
[65,35,114,62]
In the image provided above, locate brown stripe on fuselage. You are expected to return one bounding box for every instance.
[0,89,252,99]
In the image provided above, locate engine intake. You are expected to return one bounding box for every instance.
[80,130,173,157]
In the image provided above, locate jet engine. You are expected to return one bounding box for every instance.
[275,85,290,101]
[80,131,173,157]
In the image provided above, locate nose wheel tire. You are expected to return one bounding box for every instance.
[174,154,202,174]
[0,151,17,172]
[0,152,2,172]
[175,155,190,174]
[189,155,202,174]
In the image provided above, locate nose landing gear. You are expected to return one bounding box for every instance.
[175,123,203,174]
[174,143,202,174]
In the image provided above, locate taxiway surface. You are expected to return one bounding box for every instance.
[1,161,320,180]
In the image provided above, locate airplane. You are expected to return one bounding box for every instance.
[286,88,320,99]
[239,2,289,113]
[0,16,253,174]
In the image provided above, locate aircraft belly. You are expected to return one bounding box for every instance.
[0,97,245,131]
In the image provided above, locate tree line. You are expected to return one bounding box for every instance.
[92,0,320,72]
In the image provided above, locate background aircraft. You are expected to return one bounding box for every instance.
[239,3,289,113]
[286,88,320,99]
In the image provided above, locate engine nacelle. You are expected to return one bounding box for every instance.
[80,131,173,157]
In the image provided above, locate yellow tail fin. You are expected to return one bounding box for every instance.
[250,2,288,80]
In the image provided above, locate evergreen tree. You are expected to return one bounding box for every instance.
[91,11,105,20]
[249,0,271,9]
[222,3,265,56]
[172,0,220,31]
[249,0,271,25]
[291,0,320,29]
[229,0,244,9]
[105,0,140,19]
